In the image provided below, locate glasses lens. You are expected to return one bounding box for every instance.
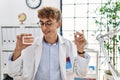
[39,22,53,27]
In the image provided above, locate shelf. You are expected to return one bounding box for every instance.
[0,25,42,80]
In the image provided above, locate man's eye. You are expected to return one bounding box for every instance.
[47,23,52,25]
[41,23,44,25]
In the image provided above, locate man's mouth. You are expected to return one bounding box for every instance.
[44,31,50,35]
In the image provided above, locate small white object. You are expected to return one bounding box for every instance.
[22,36,34,44]
[77,35,79,38]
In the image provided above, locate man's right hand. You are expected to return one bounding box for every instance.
[12,33,32,61]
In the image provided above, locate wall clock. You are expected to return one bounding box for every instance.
[26,0,42,9]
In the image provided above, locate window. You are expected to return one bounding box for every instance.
[61,0,101,52]
[61,0,120,80]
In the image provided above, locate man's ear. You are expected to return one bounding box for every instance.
[57,20,62,28]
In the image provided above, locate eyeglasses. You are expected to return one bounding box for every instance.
[39,21,56,28]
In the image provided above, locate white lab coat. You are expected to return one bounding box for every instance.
[8,35,90,80]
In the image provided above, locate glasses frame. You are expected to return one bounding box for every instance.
[39,20,57,28]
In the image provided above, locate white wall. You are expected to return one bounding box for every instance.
[0,0,60,25]
[0,0,60,79]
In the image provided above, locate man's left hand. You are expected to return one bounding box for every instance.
[74,30,86,52]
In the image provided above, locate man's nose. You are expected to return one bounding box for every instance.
[42,24,48,29]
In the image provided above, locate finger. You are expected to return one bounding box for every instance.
[74,32,80,36]
[77,37,84,42]
[17,35,19,39]
[74,32,79,39]
[20,33,30,36]
[78,37,85,41]
[17,35,21,40]
[74,32,80,40]
[28,34,32,36]
[76,32,84,38]
[16,34,27,41]
[19,33,32,39]
[76,30,84,36]
[23,33,32,36]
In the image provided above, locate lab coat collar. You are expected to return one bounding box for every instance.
[58,34,67,80]
[58,34,66,45]
[32,38,42,80]
[34,37,42,45]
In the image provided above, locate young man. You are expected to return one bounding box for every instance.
[8,6,90,80]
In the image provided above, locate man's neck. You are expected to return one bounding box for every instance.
[44,35,58,44]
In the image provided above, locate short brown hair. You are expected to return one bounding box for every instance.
[38,6,61,21]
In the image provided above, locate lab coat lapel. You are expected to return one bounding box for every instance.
[33,38,43,79]
[59,36,67,80]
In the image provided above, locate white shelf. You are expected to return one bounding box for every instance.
[0,25,42,80]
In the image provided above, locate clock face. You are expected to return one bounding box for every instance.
[26,0,42,9]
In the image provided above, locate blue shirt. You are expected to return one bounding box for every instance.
[35,40,62,80]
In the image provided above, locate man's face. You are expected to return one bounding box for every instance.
[39,18,59,38]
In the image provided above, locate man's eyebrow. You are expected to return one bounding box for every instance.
[39,20,52,23]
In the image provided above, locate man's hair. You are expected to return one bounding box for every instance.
[38,6,62,22]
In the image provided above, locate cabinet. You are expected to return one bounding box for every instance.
[0,25,42,80]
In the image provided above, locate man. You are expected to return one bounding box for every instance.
[8,6,90,80]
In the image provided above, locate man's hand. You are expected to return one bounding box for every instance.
[74,30,86,53]
[12,33,32,61]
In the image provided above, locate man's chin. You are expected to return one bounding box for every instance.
[44,34,51,38]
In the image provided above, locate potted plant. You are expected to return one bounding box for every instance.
[94,0,120,78]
